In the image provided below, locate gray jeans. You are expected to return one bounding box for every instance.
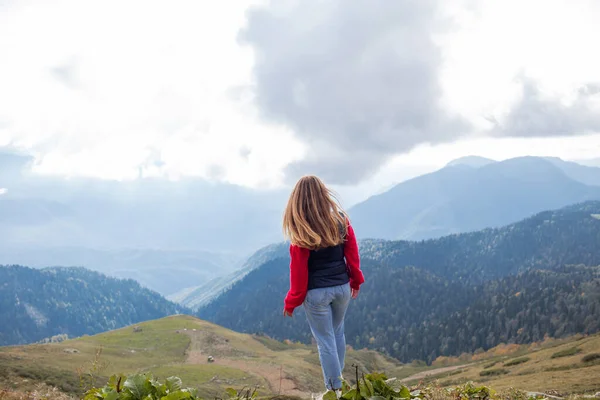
[303,283,351,390]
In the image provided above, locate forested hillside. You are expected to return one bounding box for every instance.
[0,265,187,345]
[199,202,600,363]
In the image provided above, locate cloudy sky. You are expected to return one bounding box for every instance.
[1,0,599,197]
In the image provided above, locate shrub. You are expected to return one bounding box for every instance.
[83,374,203,400]
[85,371,508,400]
[582,353,600,363]
[479,368,509,377]
[504,357,530,367]
[550,347,582,359]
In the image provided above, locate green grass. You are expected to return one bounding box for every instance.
[483,362,497,369]
[551,347,582,359]
[252,336,299,352]
[148,364,265,398]
[150,364,253,383]
[0,316,200,395]
[503,357,530,367]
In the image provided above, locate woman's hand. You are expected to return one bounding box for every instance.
[283,309,293,317]
[351,288,359,299]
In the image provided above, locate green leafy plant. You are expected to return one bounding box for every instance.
[81,370,567,400]
[83,374,200,400]
[331,371,422,400]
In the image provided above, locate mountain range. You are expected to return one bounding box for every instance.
[2,151,600,298]
[0,265,188,346]
[197,201,600,362]
[3,201,600,362]
[349,156,600,240]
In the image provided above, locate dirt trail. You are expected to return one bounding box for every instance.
[400,364,471,383]
[184,331,309,398]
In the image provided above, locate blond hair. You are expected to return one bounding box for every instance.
[283,175,348,250]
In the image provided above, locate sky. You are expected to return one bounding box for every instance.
[1,0,599,199]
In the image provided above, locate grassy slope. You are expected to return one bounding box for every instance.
[1,315,599,398]
[0,315,404,398]
[403,333,600,395]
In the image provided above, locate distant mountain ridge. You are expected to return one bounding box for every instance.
[0,147,289,296]
[349,156,600,240]
[0,265,188,346]
[162,156,600,306]
[167,242,288,309]
[3,153,599,299]
[198,201,600,362]
[0,246,241,296]
[445,155,496,168]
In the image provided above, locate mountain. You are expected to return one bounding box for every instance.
[349,156,600,240]
[0,176,287,253]
[0,246,241,296]
[579,157,600,167]
[0,265,188,346]
[445,155,496,168]
[0,147,288,295]
[167,242,287,309]
[4,150,599,298]
[198,202,600,363]
[544,156,600,186]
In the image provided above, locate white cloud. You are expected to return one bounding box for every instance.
[439,0,600,130]
[0,0,305,187]
[0,0,599,189]
[0,188,6,195]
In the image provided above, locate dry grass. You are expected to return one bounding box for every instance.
[0,384,75,400]
[412,333,600,396]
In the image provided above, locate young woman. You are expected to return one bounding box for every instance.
[282,175,365,394]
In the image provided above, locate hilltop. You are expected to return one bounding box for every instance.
[0,315,404,399]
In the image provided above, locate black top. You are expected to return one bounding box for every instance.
[307,241,349,290]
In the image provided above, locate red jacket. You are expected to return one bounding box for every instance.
[283,222,364,315]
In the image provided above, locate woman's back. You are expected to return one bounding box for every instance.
[282,175,365,394]
[307,243,348,290]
